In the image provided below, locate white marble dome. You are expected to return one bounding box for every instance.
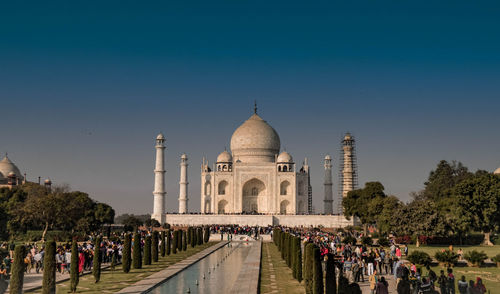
[277,151,293,163]
[494,166,500,175]
[0,156,23,179]
[230,114,280,162]
[216,150,232,163]
[325,154,332,160]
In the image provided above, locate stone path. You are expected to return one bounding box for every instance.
[357,271,397,293]
[264,242,279,293]
[117,241,229,294]
[230,240,262,293]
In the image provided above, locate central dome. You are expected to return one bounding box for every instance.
[230,113,280,162]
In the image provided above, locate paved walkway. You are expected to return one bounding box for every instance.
[357,271,397,293]
[117,241,229,294]
[230,240,262,293]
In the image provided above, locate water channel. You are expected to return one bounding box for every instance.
[148,241,254,294]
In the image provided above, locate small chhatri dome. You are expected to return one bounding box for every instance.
[344,133,352,140]
[325,154,332,160]
[181,153,187,159]
[217,150,232,163]
[0,155,23,179]
[44,178,52,184]
[230,113,281,163]
[156,133,165,140]
[494,166,500,175]
[277,151,293,163]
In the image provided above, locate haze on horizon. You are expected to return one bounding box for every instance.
[1,1,499,216]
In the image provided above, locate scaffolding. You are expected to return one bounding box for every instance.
[337,133,358,215]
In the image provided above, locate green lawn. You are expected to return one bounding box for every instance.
[406,245,500,293]
[260,242,305,294]
[25,242,216,294]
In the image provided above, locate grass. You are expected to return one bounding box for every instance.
[25,242,216,294]
[260,242,305,294]
[406,245,500,293]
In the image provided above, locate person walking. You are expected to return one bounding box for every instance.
[458,276,468,294]
[376,276,389,294]
[438,270,448,294]
[447,268,455,294]
[369,269,378,294]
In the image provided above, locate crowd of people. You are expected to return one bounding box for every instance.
[275,227,489,294]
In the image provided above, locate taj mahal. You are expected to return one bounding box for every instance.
[150,106,368,228]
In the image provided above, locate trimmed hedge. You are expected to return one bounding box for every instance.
[166,229,171,255]
[295,237,302,283]
[304,243,314,294]
[464,250,488,267]
[152,231,159,262]
[160,231,166,257]
[204,226,210,243]
[172,230,178,254]
[435,250,458,267]
[407,250,432,266]
[70,240,80,292]
[182,230,187,251]
[132,232,142,269]
[325,253,336,294]
[144,236,152,265]
[10,245,26,293]
[312,245,324,294]
[42,241,56,294]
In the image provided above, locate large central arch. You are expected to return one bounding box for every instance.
[242,178,266,213]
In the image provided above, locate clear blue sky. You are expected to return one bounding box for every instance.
[1,0,499,215]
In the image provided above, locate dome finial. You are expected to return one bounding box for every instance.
[254,100,257,114]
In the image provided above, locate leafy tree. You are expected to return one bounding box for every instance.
[123,216,143,232]
[93,236,102,283]
[42,241,56,294]
[132,232,142,269]
[454,173,500,245]
[463,250,488,267]
[144,236,152,265]
[435,250,458,267]
[343,182,387,234]
[152,231,159,262]
[423,160,472,202]
[122,233,131,273]
[70,240,80,292]
[10,245,26,293]
[407,250,431,266]
[145,218,161,228]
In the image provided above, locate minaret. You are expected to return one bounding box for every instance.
[152,133,166,224]
[323,155,333,214]
[178,153,189,214]
[339,133,358,214]
[303,158,313,214]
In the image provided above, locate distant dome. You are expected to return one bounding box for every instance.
[230,114,280,163]
[156,133,165,140]
[277,151,293,163]
[0,156,23,179]
[44,178,52,184]
[494,167,500,175]
[181,153,187,159]
[217,150,232,163]
[344,133,353,140]
[325,154,332,160]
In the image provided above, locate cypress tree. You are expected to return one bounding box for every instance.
[178,230,183,250]
[172,230,178,254]
[304,243,314,294]
[152,231,159,262]
[187,227,192,244]
[132,232,142,269]
[182,230,187,251]
[42,241,56,294]
[70,240,80,292]
[93,236,102,283]
[281,233,286,259]
[337,272,349,294]
[292,236,297,279]
[192,227,198,247]
[122,233,131,273]
[10,245,26,294]
[312,245,324,294]
[166,229,171,255]
[190,228,196,248]
[287,234,293,267]
[144,236,152,265]
[197,227,203,245]
[160,231,166,257]
[204,226,210,243]
[295,237,303,283]
[325,253,336,294]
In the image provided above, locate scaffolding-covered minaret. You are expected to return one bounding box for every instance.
[338,133,358,214]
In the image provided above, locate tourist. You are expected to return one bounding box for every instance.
[458,276,468,294]
[438,270,448,294]
[369,269,378,294]
[352,258,360,282]
[367,253,375,276]
[376,276,389,294]
[457,248,463,260]
[344,256,353,282]
[473,277,486,294]
[467,280,475,294]
[426,265,437,286]
[24,252,32,273]
[419,277,432,293]
[2,255,11,278]
[447,268,455,294]
[397,275,411,294]
[34,250,43,273]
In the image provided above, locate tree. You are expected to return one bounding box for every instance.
[122,233,131,273]
[93,236,102,283]
[10,245,26,294]
[312,245,324,294]
[160,231,166,257]
[197,227,203,245]
[182,230,187,251]
[187,227,192,244]
[192,228,198,247]
[133,232,142,269]
[70,240,80,292]
[325,253,336,294]
[172,230,178,254]
[295,237,302,283]
[304,243,314,294]
[190,228,196,248]
[42,241,56,294]
[292,236,297,279]
[123,216,144,232]
[152,231,159,262]
[145,218,161,228]
[343,182,387,234]
[144,236,152,265]
[166,229,171,255]
[423,160,472,202]
[454,173,500,245]
[204,226,210,243]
